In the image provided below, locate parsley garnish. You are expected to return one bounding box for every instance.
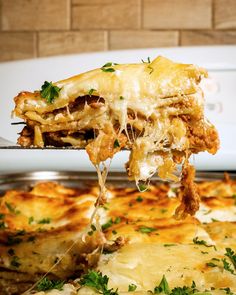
[128,284,137,292]
[0,221,6,229]
[40,81,61,104]
[28,216,34,224]
[206,262,217,267]
[10,256,21,268]
[222,258,234,274]
[220,287,234,295]
[102,217,121,231]
[138,183,148,192]
[225,248,236,269]
[141,57,151,64]
[80,270,118,295]
[5,202,20,215]
[120,96,125,100]
[136,196,143,202]
[138,226,157,234]
[154,275,170,294]
[164,244,176,247]
[88,88,96,96]
[192,237,215,249]
[112,230,117,235]
[38,218,51,224]
[114,139,120,148]
[0,213,5,219]
[101,62,116,73]
[36,277,64,291]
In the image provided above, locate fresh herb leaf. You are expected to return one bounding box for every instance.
[5,202,20,215]
[138,226,157,234]
[10,256,21,268]
[28,216,34,225]
[164,244,176,247]
[102,219,113,231]
[136,196,143,202]
[112,230,117,235]
[141,57,151,64]
[114,139,120,148]
[138,183,148,192]
[38,218,51,224]
[101,62,116,73]
[220,287,234,295]
[154,275,170,294]
[0,221,6,229]
[80,270,118,295]
[0,213,5,219]
[36,277,64,291]
[128,284,137,292]
[120,96,125,100]
[91,224,97,231]
[206,262,217,267]
[88,88,96,96]
[114,217,121,224]
[193,237,215,249]
[222,258,234,274]
[40,81,61,104]
[201,251,208,254]
[225,248,236,269]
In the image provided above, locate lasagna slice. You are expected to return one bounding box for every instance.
[13,56,219,216]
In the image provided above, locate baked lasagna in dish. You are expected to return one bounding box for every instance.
[0,176,235,295]
[13,56,219,203]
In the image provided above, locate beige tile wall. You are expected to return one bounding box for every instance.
[0,0,235,62]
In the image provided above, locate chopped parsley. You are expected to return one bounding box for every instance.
[101,62,116,73]
[114,139,120,148]
[222,258,234,274]
[128,284,137,292]
[88,224,97,236]
[141,57,151,64]
[79,270,118,295]
[225,247,236,269]
[164,244,176,247]
[88,88,96,96]
[220,287,234,295]
[138,183,148,192]
[102,217,121,231]
[112,230,117,235]
[0,221,6,229]
[154,276,210,295]
[10,256,21,268]
[40,81,61,104]
[120,96,125,100]
[5,202,20,215]
[138,226,157,234]
[28,216,34,224]
[0,213,5,219]
[206,262,217,267]
[36,277,64,291]
[192,237,215,249]
[136,196,143,202]
[154,275,170,294]
[38,218,51,224]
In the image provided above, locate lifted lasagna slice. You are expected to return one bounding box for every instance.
[13,56,219,216]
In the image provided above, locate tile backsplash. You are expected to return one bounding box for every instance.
[0,0,235,62]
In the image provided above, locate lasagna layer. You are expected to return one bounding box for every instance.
[13,57,219,189]
[1,176,236,294]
